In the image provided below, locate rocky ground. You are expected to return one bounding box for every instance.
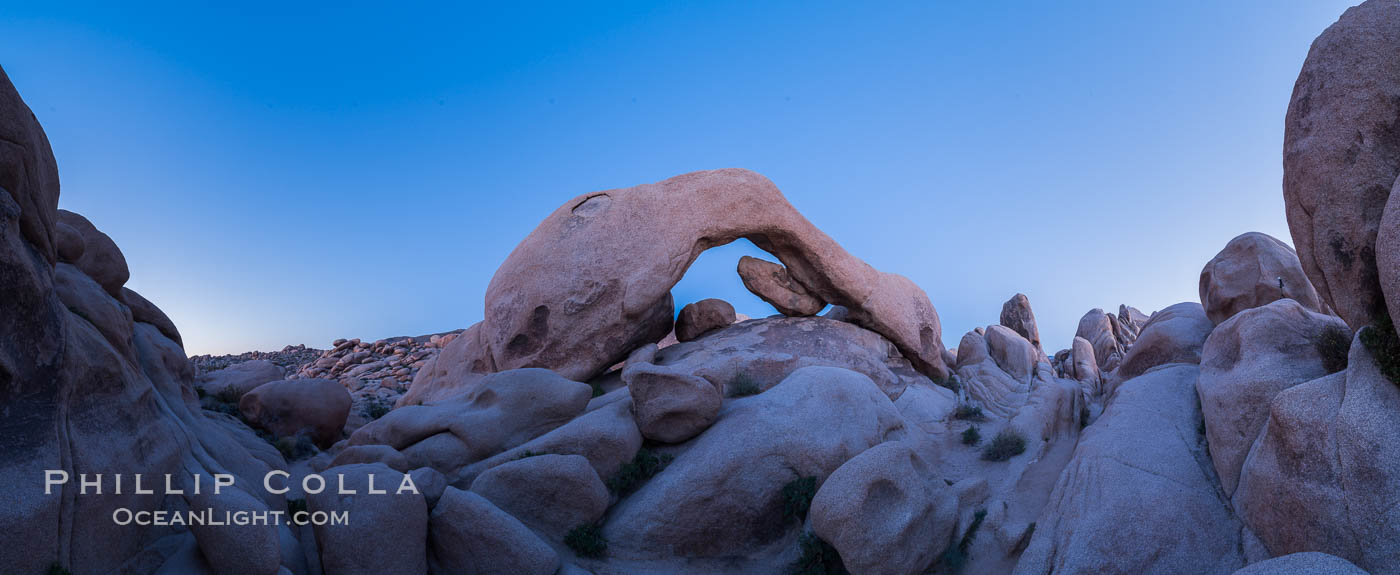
[5,2,1400,575]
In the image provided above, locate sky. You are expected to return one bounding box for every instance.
[0,0,1360,356]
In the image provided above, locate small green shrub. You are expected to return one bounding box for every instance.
[783,476,818,522]
[789,531,847,575]
[275,435,317,460]
[364,398,392,420]
[590,382,606,398]
[981,429,1026,462]
[514,450,548,461]
[952,403,985,421]
[607,448,674,496]
[942,375,962,393]
[564,523,608,558]
[961,425,981,446]
[286,498,307,515]
[1361,313,1400,385]
[727,374,762,398]
[1315,323,1351,374]
[940,508,988,572]
[214,386,243,405]
[49,563,72,575]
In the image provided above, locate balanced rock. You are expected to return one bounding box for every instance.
[737,255,826,316]
[675,297,736,341]
[810,441,957,575]
[1000,293,1042,350]
[239,378,352,448]
[1199,232,1323,325]
[469,453,610,536]
[1284,0,1400,331]
[1197,299,1347,496]
[622,344,722,443]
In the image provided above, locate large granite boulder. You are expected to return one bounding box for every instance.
[737,255,826,316]
[1284,0,1400,331]
[1000,293,1042,351]
[1111,302,1213,386]
[1235,330,1400,572]
[0,66,296,575]
[1231,552,1368,575]
[810,441,957,575]
[429,487,558,575]
[621,343,722,443]
[239,378,352,448]
[1197,299,1348,496]
[602,367,906,559]
[1015,365,1248,575]
[56,209,129,297]
[634,316,935,401]
[469,453,609,537]
[675,297,736,342]
[196,359,285,401]
[339,368,592,478]
[1075,309,1122,372]
[1200,232,1323,325]
[0,66,60,264]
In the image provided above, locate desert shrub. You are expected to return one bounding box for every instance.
[364,398,392,420]
[961,425,981,446]
[942,374,962,393]
[275,435,317,460]
[589,382,606,398]
[727,374,762,398]
[513,450,548,461]
[952,403,985,421]
[1315,322,1351,374]
[783,476,818,522]
[214,386,243,405]
[940,508,987,572]
[49,564,72,575]
[1079,404,1091,429]
[1361,313,1400,385]
[565,523,608,558]
[981,429,1026,462]
[789,531,848,575]
[608,448,673,496]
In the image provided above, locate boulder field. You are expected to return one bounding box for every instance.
[7,2,1400,574]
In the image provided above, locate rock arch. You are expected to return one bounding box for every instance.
[403,168,949,404]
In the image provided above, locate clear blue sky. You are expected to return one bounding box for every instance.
[0,1,1357,356]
